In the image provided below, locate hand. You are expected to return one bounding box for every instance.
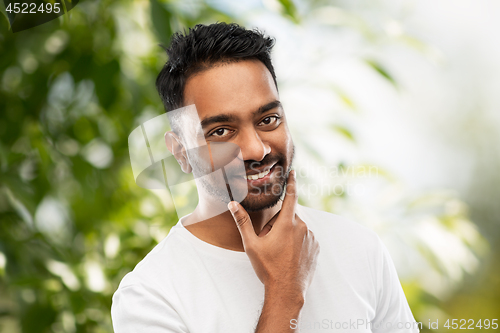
[228,171,320,300]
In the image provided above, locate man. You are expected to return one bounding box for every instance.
[112,23,419,332]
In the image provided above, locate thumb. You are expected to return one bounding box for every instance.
[228,201,256,245]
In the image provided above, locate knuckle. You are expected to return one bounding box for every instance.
[235,214,249,227]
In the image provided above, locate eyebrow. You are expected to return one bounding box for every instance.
[200,100,282,129]
[256,100,282,116]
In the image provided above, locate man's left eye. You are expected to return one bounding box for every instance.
[259,116,279,126]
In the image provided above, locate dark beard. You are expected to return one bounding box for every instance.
[239,149,293,212]
[195,147,294,212]
[239,171,288,212]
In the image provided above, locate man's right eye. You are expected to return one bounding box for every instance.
[209,128,232,138]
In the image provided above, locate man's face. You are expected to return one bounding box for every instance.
[182,59,294,212]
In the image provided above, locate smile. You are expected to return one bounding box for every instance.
[245,169,271,180]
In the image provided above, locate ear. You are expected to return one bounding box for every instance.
[165,131,192,174]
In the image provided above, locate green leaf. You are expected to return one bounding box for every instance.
[0,0,10,30]
[331,86,357,111]
[331,125,355,142]
[277,0,300,24]
[150,0,174,45]
[365,59,397,88]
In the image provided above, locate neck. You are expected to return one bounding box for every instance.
[182,197,283,252]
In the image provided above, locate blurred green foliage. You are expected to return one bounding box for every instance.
[0,0,237,331]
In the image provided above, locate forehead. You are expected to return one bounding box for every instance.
[183,60,279,121]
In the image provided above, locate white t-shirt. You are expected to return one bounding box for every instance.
[111,205,419,332]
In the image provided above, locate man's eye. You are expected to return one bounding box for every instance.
[209,128,232,138]
[259,116,279,126]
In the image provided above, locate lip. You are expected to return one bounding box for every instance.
[245,162,277,176]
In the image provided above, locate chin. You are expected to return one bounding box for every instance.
[239,191,282,212]
[240,164,291,212]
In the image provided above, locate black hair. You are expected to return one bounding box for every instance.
[156,22,277,112]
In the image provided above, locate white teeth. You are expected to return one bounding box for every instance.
[245,169,270,180]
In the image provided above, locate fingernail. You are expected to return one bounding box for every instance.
[228,202,239,214]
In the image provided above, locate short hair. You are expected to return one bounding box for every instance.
[156,22,277,112]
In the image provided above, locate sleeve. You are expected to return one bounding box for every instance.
[111,282,189,333]
[371,238,420,333]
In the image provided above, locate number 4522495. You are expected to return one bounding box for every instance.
[6,2,61,14]
[444,319,498,330]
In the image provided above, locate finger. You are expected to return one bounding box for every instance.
[228,201,256,245]
[278,170,298,224]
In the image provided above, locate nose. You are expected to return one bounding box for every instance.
[239,128,270,162]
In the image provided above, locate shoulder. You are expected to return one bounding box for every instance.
[112,222,196,327]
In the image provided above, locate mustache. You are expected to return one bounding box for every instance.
[244,153,286,172]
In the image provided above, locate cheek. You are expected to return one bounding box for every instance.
[280,123,293,148]
[269,125,293,154]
